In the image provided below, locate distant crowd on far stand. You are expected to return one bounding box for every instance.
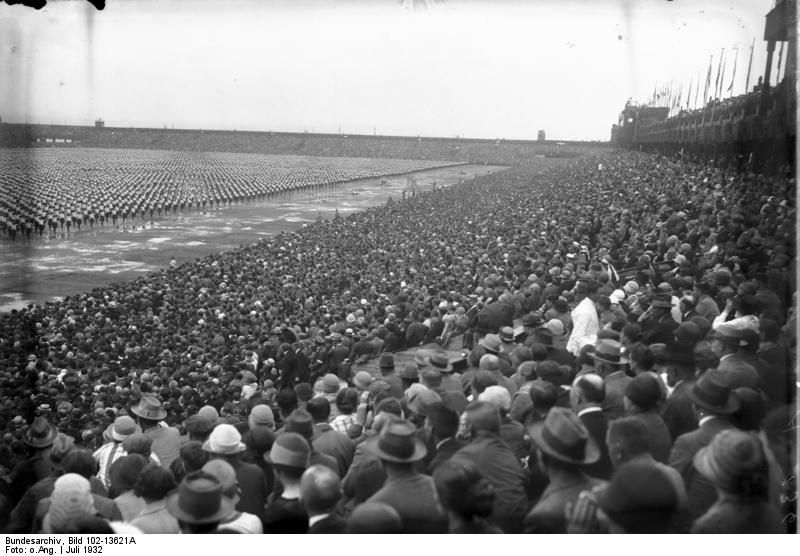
[0,148,455,240]
[0,147,795,534]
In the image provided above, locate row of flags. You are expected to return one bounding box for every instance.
[647,37,786,116]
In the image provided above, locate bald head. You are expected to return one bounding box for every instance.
[300,464,341,516]
[479,354,500,372]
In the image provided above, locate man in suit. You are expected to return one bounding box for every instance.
[423,402,465,474]
[305,398,353,478]
[660,345,699,441]
[668,369,740,520]
[623,373,673,464]
[588,339,631,421]
[524,407,606,534]
[450,401,528,533]
[711,323,759,390]
[640,293,680,346]
[570,374,613,480]
[364,416,448,533]
[301,465,347,534]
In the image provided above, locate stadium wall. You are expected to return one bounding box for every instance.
[0,123,608,165]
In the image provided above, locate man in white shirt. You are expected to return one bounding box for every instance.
[567,282,599,357]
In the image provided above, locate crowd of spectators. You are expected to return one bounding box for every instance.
[0,147,795,534]
[0,148,458,240]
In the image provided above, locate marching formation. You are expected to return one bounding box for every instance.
[0,148,456,240]
[0,148,795,534]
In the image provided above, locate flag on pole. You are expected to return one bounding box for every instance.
[744,38,755,94]
[703,54,713,104]
[718,53,727,98]
[727,47,739,93]
[776,41,785,83]
[686,77,693,110]
[695,72,701,108]
[714,48,725,98]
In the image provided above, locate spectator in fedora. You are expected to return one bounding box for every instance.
[363,415,447,533]
[451,401,527,533]
[660,343,700,441]
[166,470,233,534]
[569,374,613,480]
[712,324,759,390]
[202,459,262,533]
[283,409,338,473]
[306,398,354,478]
[130,465,179,533]
[184,413,217,444]
[17,417,59,492]
[131,395,181,469]
[433,459,502,534]
[5,433,77,533]
[624,373,672,463]
[203,424,267,521]
[262,432,310,533]
[691,429,783,533]
[640,293,679,346]
[588,339,631,421]
[669,369,740,520]
[377,354,404,399]
[525,407,605,534]
[300,464,346,533]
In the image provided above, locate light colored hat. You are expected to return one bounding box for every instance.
[43,473,96,533]
[197,405,220,422]
[111,415,138,442]
[478,385,512,411]
[354,371,374,390]
[203,424,246,455]
[249,405,275,430]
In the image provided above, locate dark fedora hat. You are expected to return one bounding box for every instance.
[130,394,167,421]
[449,356,469,373]
[661,342,695,364]
[650,293,673,309]
[588,339,628,366]
[428,351,450,371]
[283,409,318,441]
[363,416,426,463]
[378,353,395,370]
[687,370,740,415]
[23,416,58,448]
[166,470,233,525]
[528,407,600,466]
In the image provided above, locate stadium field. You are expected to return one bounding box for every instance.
[0,155,505,311]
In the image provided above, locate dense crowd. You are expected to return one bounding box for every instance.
[0,148,456,240]
[0,148,795,534]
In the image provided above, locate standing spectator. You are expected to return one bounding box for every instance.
[451,401,528,533]
[363,415,448,533]
[166,471,233,534]
[131,395,181,469]
[130,466,180,534]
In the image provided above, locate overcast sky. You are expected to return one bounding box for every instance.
[0,0,782,140]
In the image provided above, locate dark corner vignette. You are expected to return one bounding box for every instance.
[3,0,106,11]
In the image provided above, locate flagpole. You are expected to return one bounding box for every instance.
[726,47,738,98]
[744,38,755,94]
[775,40,785,84]
[714,48,725,100]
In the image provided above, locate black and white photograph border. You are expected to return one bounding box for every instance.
[0,0,797,542]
